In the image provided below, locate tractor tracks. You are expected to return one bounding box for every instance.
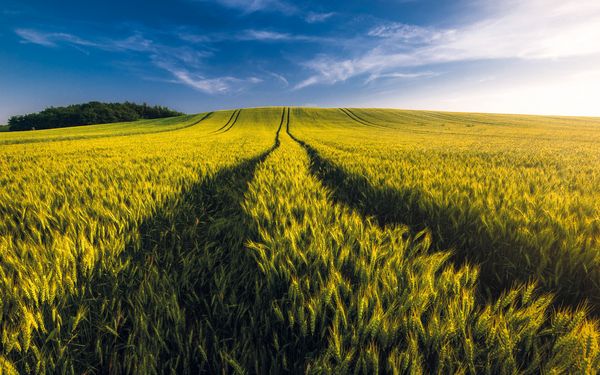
[213,109,242,134]
[339,108,388,129]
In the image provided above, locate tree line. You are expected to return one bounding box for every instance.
[8,102,184,131]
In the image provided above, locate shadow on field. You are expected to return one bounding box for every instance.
[55,118,285,374]
[286,128,598,313]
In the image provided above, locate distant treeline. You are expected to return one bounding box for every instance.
[8,102,184,131]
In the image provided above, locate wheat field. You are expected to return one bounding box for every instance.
[1,107,600,374]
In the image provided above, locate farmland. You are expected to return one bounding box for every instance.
[1,107,600,373]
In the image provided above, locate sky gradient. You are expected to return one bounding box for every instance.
[2,0,600,123]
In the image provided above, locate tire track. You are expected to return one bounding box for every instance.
[286,123,500,299]
[222,108,242,133]
[286,114,514,305]
[80,119,283,373]
[286,121,600,314]
[343,108,385,127]
[339,109,538,140]
[275,107,286,146]
[339,108,387,129]
[213,109,242,134]
[339,108,374,128]
[284,107,291,134]
[212,109,239,132]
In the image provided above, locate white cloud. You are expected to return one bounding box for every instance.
[296,0,600,88]
[177,32,211,44]
[248,76,263,84]
[237,29,326,43]
[294,76,320,90]
[268,72,289,86]
[15,28,98,47]
[206,0,296,14]
[305,12,335,23]
[171,70,235,93]
[364,71,438,84]
[295,57,356,89]
[111,33,155,52]
[203,0,335,23]
[239,30,296,41]
[177,29,328,44]
[15,27,256,94]
[153,59,233,93]
[15,28,160,53]
[367,23,451,44]
[153,58,262,94]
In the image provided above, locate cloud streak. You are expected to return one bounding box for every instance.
[203,0,335,24]
[296,0,600,88]
[305,12,336,23]
[268,71,289,87]
[364,71,438,84]
[236,29,326,42]
[157,64,237,93]
[178,28,329,45]
[16,29,99,48]
[15,28,259,94]
[203,0,296,15]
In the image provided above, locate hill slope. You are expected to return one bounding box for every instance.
[1,107,600,374]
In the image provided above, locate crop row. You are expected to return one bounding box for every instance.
[0,109,279,373]
[289,107,600,312]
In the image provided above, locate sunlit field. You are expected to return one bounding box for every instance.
[1,107,600,373]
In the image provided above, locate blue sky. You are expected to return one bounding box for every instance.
[2,0,600,123]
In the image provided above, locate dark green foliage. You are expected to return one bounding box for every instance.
[7,102,184,131]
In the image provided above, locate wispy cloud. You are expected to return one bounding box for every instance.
[177,29,329,44]
[294,57,356,89]
[16,28,99,48]
[305,12,335,23]
[177,32,211,44]
[174,72,235,93]
[364,71,438,84]
[268,72,289,87]
[156,64,237,93]
[367,22,452,44]
[202,0,335,24]
[236,29,328,43]
[15,28,259,94]
[15,28,162,54]
[204,0,296,14]
[296,0,600,88]
[241,30,292,41]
